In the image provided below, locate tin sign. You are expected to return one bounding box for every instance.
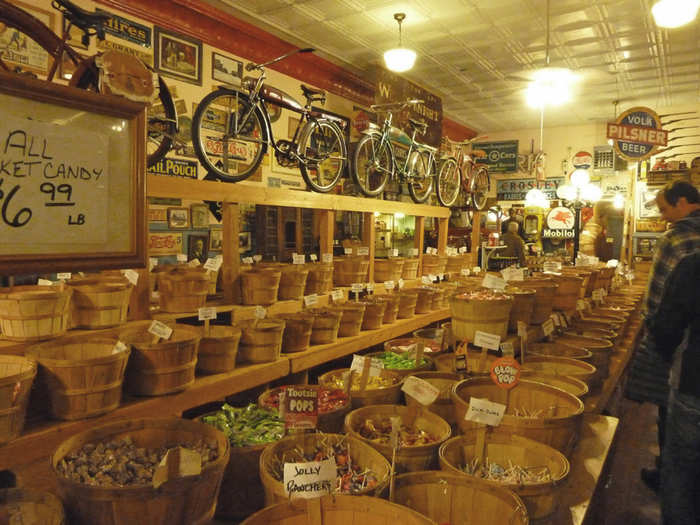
[572,151,592,170]
[607,107,668,162]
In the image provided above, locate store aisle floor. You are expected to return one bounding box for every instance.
[602,399,662,525]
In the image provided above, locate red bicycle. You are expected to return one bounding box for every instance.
[442,135,491,210]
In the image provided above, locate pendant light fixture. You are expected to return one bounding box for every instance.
[652,0,700,28]
[384,13,416,73]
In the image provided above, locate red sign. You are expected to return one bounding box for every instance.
[607,106,667,162]
[572,151,592,170]
[281,386,319,430]
[490,357,521,390]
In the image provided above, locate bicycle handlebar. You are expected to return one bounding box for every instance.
[245,48,315,71]
[370,99,424,112]
[444,134,488,147]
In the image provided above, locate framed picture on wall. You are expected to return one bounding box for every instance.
[212,52,242,86]
[190,203,209,228]
[238,231,251,251]
[209,228,223,251]
[0,1,56,76]
[154,27,202,85]
[188,233,209,264]
[167,207,190,229]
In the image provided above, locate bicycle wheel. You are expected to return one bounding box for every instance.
[192,89,266,182]
[407,151,433,203]
[435,156,460,207]
[352,133,391,196]
[72,58,176,168]
[298,118,347,193]
[470,165,491,210]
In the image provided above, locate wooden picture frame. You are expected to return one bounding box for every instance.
[190,203,209,228]
[154,27,202,85]
[0,71,146,275]
[167,207,190,229]
[209,228,223,251]
[238,231,251,251]
[0,1,56,77]
[212,51,242,86]
[188,233,209,264]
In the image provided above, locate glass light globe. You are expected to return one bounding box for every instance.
[525,188,546,206]
[652,0,700,28]
[581,184,602,203]
[570,169,590,188]
[613,193,625,210]
[525,67,579,108]
[384,48,416,72]
[556,184,577,201]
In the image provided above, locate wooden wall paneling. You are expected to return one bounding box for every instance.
[222,202,240,304]
[437,217,448,255]
[415,216,425,276]
[363,212,376,282]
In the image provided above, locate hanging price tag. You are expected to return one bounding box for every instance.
[283,458,335,499]
[148,320,173,340]
[398,278,405,289]
[482,273,506,290]
[113,341,128,354]
[421,276,432,285]
[322,253,333,263]
[459,246,467,254]
[357,247,369,256]
[309,254,318,262]
[410,248,419,256]
[542,318,555,336]
[303,294,318,307]
[490,357,521,389]
[384,280,395,290]
[350,355,384,376]
[198,307,217,321]
[176,253,187,262]
[204,257,223,272]
[465,397,506,426]
[391,249,399,257]
[292,254,305,265]
[402,376,440,406]
[149,257,159,271]
[123,269,139,286]
[500,341,514,356]
[280,386,319,430]
[254,305,267,319]
[253,255,263,263]
[344,247,353,255]
[331,289,345,301]
[56,272,71,280]
[461,268,471,277]
[242,257,254,264]
[474,330,501,350]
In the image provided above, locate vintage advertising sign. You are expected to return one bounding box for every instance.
[496,177,564,200]
[280,386,319,430]
[490,357,521,390]
[572,151,593,170]
[546,207,575,229]
[97,39,153,67]
[473,140,518,173]
[148,232,183,255]
[97,9,151,47]
[607,107,667,162]
[147,158,198,179]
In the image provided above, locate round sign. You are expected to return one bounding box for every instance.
[490,357,521,390]
[607,106,667,162]
[572,151,592,170]
[546,206,575,229]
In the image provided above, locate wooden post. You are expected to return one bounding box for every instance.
[318,209,334,258]
[415,216,425,276]
[470,211,482,267]
[363,212,376,282]
[128,268,150,320]
[437,217,448,255]
[295,208,304,255]
[222,202,240,304]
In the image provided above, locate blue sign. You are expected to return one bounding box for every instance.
[496,177,564,201]
[473,140,518,173]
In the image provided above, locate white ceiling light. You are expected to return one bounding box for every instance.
[652,0,700,28]
[384,13,416,73]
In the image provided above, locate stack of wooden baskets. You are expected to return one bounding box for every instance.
[304,262,333,294]
[237,319,286,364]
[67,277,133,329]
[240,268,282,306]
[277,266,309,301]
[449,291,514,342]
[276,312,314,353]
[373,258,404,283]
[421,255,447,277]
[197,325,242,374]
[157,267,210,313]
[307,308,342,344]
[520,278,557,324]
[333,257,369,286]
[401,258,420,279]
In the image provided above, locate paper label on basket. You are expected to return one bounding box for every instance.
[198,307,217,321]
[56,272,71,280]
[242,257,254,265]
[429,274,438,283]
[390,416,401,448]
[410,248,419,256]
[187,259,201,267]
[254,305,267,319]
[113,341,128,354]
[384,280,395,290]
[283,457,336,499]
[344,247,353,255]
[351,283,364,293]
[366,283,374,294]
[501,266,524,282]
[438,273,444,281]
[152,447,202,489]
[253,255,263,263]
[322,253,333,263]
[465,397,506,426]
[123,269,139,286]
[309,254,318,262]
[490,357,521,390]
[331,289,344,301]
[37,278,54,286]
[543,261,562,272]
[472,266,481,274]
[461,269,471,277]
[148,320,172,340]
[357,247,369,256]
[350,355,383,376]
[402,376,440,406]
[517,321,528,339]
[592,289,604,302]
[500,341,514,357]
[392,249,399,257]
[459,246,467,254]
[481,273,506,291]
[421,276,432,285]
[303,294,318,307]
[542,318,555,336]
[281,386,319,430]
[398,278,405,289]
[204,257,222,272]
[293,254,306,265]
[474,330,501,350]
[176,253,187,262]
[576,299,586,311]
[149,257,159,271]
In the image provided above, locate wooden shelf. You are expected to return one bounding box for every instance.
[147,175,451,218]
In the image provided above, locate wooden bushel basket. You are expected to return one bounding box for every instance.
[276,313,314,353]
[521,356,597,391]
[430,288,446,310]
[157,268,209,313]
[332,303,366,337]
[449,293,513,342]
[0,489,65,525]
[344,404,451,473]
[121,326,200,396]
[521,279,557,324]
[67,279,133,329]
[505,287,536,332]
[445,254,470,274]
[379,294,400,324]
[258,433,390,505]
[277,267,309,301]
[452,378,584,456]
[27,337,129,420]
[240,495,437,525]
[0,285,72,342]
[318,368,403,408]
[360,299,387,330]
[529,342,593,362]
[401,258,420,280]
[404,371,461,426]
[304,263,333,294]
[214,441,268,521]
[392,471,529,525]
[439,431,568,520]
[51,417,229,525]
[0,355,36,445]
[374,258,405,283]
[414,287,434,314]
[421,255,447,277]
[332,257,369,286]
[550,274,583,313]
[397,291,418,319]
[308,308,342,344]
[368,350,435,379]
[237,319,286,364]
[520,371,589,399]
[197,325,241,374]
[240,269,282,306]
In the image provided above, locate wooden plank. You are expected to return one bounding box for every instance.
[147,175,450,218]
[318,209,334,257]
[471,211,482,267]
[437,217,448,255]
[415,216,426,276]
[0,358,290,470]
[288,308,450,372]
[364,212,376,283]
[128,268,150,321]
[222,202,240,304]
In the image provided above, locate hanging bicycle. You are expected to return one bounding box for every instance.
[351,99,455,204]
[441,135,491,210]
[191,48,347,192]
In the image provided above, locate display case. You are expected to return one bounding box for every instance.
[633,232,662,259]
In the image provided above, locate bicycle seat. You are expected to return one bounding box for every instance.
[52,0,109,39]
[301,84,326,103]
[408,118,428,133]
